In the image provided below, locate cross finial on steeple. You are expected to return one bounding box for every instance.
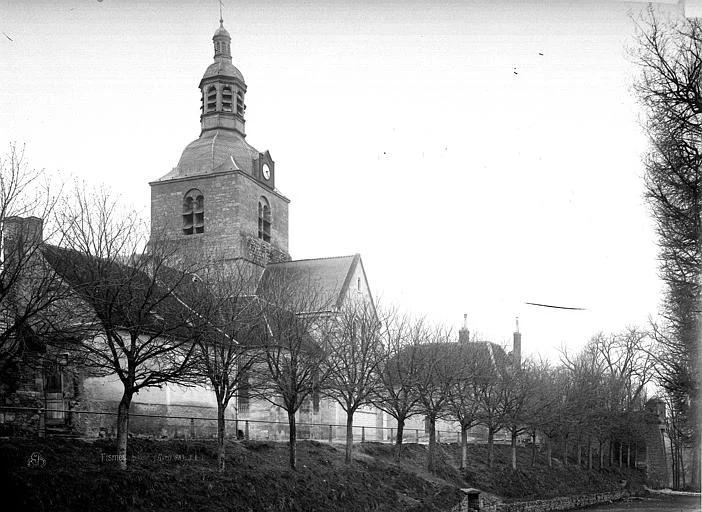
[515,316,520,334]
[219,0,224,24]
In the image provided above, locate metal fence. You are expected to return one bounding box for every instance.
[0,406,483,445]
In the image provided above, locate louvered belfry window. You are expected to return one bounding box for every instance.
[206,86,217,112]
[183,189,204,235]
[257,196,271,243]
[222,86,233,112]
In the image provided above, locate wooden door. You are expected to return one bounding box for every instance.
[45,365,65,424]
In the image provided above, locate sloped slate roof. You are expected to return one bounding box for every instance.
[388,341,508,383]
[256,254,361,313]
[157,129,260,181]
[41,245,194,338]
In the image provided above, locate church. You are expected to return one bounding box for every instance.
[1,19,516,444]
[0,18,381,441]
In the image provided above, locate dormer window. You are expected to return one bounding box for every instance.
[236,91,244,115]
[206,86,217,113]
[183,189,204,235]
[257,196,271,243]
[222,86,233,112]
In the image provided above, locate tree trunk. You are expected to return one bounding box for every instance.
[345,410,354,464]
[394,417,405,463]
[577,438,582,466]
[680,443,686,489]
[547,436,552,468]
[288,410,297,470]
[627,443,630,468]
[633,442,637,468]
[599,440,604,469]
[609,439,614,467]
[427,416,436,473]
[217,401,226,472]
[510,429,517,470]
[531,430,537,466]
[588,437,593,470]
[488,427,495,468]
[116,391,133,471]
[670,437,678,489]
[692,428,700,489]
[563,437,568,466]
[460,426,468,470]
[619,442,623,468]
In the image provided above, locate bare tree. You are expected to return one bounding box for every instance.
[501,360,539,470]
[413,327,464,473]
[373,312,423,462]
[633,9,702,488]
[474,346,509,469]
[254,269,331,470]
[47,186,199,470]
[178,262,261,471]
[445,339,492,470]
[322,299,385,464]
[0,144,68,381]
[522,358,558,466]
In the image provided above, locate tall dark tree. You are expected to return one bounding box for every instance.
[633,10,702,488]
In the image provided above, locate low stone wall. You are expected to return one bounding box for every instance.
[496,491,628,512]
[452,490,629,512]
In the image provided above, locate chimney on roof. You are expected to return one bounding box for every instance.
[458,313,470,345]
[3,216,44,260]
[513,316,522,368]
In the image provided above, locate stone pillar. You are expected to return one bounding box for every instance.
[644,398,670,487]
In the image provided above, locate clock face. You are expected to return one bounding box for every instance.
[262,163,271,180]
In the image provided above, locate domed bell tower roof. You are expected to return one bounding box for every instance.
[200,20,245,86]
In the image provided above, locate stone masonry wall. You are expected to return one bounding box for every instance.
[451,491,629,512]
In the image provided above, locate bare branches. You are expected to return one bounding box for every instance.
[253,270,332,470]
[49,184,200,469]
[0,144,68,369]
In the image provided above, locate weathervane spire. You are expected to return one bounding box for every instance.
[219,0,224,25]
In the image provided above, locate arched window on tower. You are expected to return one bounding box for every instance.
[183,189,204,235]
[206,86,217,113]
[236,91,244,116]
[222,86,233,112]
[257,196,271,243]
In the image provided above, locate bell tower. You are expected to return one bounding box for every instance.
[149,18,290,278]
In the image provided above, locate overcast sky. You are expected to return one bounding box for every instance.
[1,0,692,360]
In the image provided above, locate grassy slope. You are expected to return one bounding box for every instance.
[1,438,644,512]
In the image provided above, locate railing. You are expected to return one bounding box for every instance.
[0,406,488,445]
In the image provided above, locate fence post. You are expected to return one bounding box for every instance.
[437,430,440,443]
[416,429,419,443]
[361,426,365,443]
[245,420,250,440]
[190,418,195,439]
[329,424,333,443]
[37,407,45,438]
